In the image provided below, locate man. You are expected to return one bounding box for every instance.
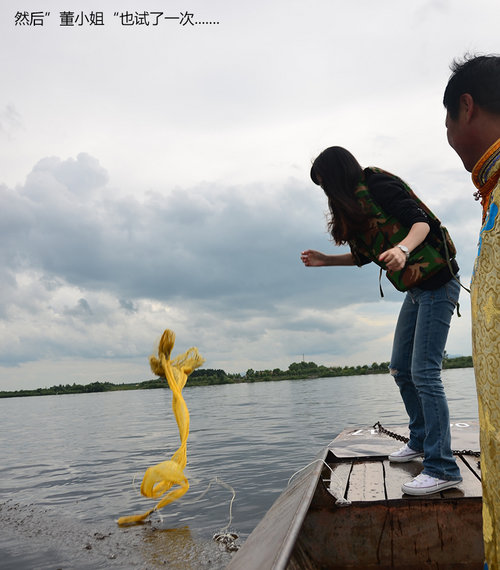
[444,54,500,569]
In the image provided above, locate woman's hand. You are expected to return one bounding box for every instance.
[378,222,430,272]
[378,247,407,272]
[301,250,355,267]
[301,249,327,266]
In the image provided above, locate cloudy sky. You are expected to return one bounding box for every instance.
[0,0,497,390]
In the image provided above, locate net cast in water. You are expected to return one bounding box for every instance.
[117,329,205,525]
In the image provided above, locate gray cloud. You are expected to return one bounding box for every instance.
[64,298,93,317]
[0,152,412,372]
[3,154,371,309]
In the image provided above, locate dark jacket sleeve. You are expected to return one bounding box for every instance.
[365,170,430,227]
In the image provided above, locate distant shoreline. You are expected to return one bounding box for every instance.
[0,356,473,398]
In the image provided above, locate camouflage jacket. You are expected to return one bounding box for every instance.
[349,168,456,292]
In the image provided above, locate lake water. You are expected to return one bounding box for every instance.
[0,368,478,569]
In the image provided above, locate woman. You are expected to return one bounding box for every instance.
[301,146,462,495]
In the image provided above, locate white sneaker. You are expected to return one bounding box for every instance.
[402,473,462,496]
[388,443,424,463]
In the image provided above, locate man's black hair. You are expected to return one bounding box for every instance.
[443,54,500,120]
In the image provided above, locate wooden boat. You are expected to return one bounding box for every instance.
[227,422,483,570]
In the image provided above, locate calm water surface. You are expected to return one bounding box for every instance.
[0,369,478,569]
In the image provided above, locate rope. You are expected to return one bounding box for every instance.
[288,459,351,506]
[182,476,239,552]
[181,477,236,532]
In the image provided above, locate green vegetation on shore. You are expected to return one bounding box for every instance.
[0,355,473,399]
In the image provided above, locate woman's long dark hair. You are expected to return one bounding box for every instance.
[310,146,369,244]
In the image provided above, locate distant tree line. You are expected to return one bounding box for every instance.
[0,355,473,398]
[442,354,474,369]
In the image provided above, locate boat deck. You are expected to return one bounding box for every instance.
[328,422,481,503]
[228,421,483,570]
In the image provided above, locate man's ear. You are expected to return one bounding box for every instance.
[460,93,475,122]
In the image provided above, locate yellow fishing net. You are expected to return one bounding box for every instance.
[117,329,205,525]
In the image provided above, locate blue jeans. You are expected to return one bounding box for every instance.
[390,278,462,481]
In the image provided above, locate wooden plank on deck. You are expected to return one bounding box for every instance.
[444,454,482,498]
[460,453,482,480]
[383,457,481,500]
[327,460,352,500]
[347,460,386,501]
[328,456,483,502]
[383,458,422,500]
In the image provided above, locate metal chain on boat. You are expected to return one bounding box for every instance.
[373,421,481,458]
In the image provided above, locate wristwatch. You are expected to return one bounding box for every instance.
[396,244,410,261]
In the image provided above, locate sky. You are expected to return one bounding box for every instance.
[0,0,497,391]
